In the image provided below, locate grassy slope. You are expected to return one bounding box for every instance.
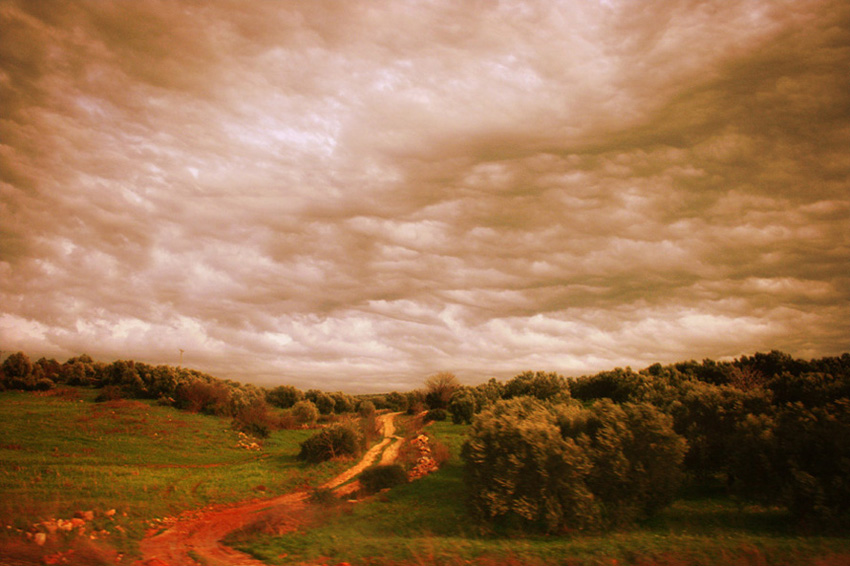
[0,388,349,556]
[236,421,850,566]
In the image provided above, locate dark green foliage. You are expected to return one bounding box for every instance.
[359,464,408,493]
[425,408,447,422]
[448,389,475,424]
[357,400,376,419]
[306,389,336,414]
[384,391,408,412]
[462,398,597,533]
[405,389,426,414]
[298,424,361,463]
[266,385,303,408]
[557,400,687,526]
[670,381,773,475]
[331,392,355,413]
[292,400,319,425]
[504,371,570,402]
[568,367,649,403]
[462,397,686,533]
[731,401,850,522]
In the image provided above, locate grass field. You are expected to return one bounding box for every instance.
[0,387,350,557]
[232,421,850,566]
[4,389,850,565]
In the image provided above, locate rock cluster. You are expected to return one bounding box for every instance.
[236,431,262,450]
[24,508,120,547]
[407,434,438,480]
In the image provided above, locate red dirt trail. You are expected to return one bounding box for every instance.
[135,412,401,566]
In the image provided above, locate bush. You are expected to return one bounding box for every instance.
[298,424,361,463]
[266,385,303,409]
[233,400,276,438]
[462,397,686,533]
[448,390,475,424]
[425,408,447,422]
[359,464,408,493]
[292,400,319,426]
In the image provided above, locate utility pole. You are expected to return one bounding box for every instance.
[179,349,184,365]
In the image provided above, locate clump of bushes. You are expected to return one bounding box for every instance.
[298,423,361,463]
[461,397,686,533]
[359,464,408,493]
[425,408,447,422]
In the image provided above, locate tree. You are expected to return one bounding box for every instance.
[504,371,570,403]
[2,351,33,388]
[461,397,597,533]
[266,385,303,409]
[425,371,460,409]
[462,397,687,533]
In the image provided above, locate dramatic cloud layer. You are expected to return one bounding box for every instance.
[2,0,848,391]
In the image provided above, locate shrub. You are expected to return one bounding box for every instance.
[425,408,447,422]
[298,424,361,463]
[449,390,475,424]
[357,400,376,419]
[266,385,303,409]
[292,400,319,426]
[233,400,275,438]
[359,464,408,493]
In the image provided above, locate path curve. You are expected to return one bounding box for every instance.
[135,412,401,566]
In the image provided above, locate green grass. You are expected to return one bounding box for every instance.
[233,421,850,566]
[0,388,350,555]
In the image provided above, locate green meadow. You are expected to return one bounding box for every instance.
[0,387,349,556]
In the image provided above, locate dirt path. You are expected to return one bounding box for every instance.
[135,412,401,566]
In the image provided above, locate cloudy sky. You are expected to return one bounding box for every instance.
[1,0,848,392]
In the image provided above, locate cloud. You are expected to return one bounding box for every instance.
[1,0,848,391]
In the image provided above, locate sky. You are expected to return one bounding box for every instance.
[1,0,848,393]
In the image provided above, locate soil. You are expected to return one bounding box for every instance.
[135,412,401,566]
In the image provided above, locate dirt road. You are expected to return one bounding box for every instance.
[136,412,401,566]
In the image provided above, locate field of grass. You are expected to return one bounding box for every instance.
[233,421,850,566]
[0,387,350,557]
